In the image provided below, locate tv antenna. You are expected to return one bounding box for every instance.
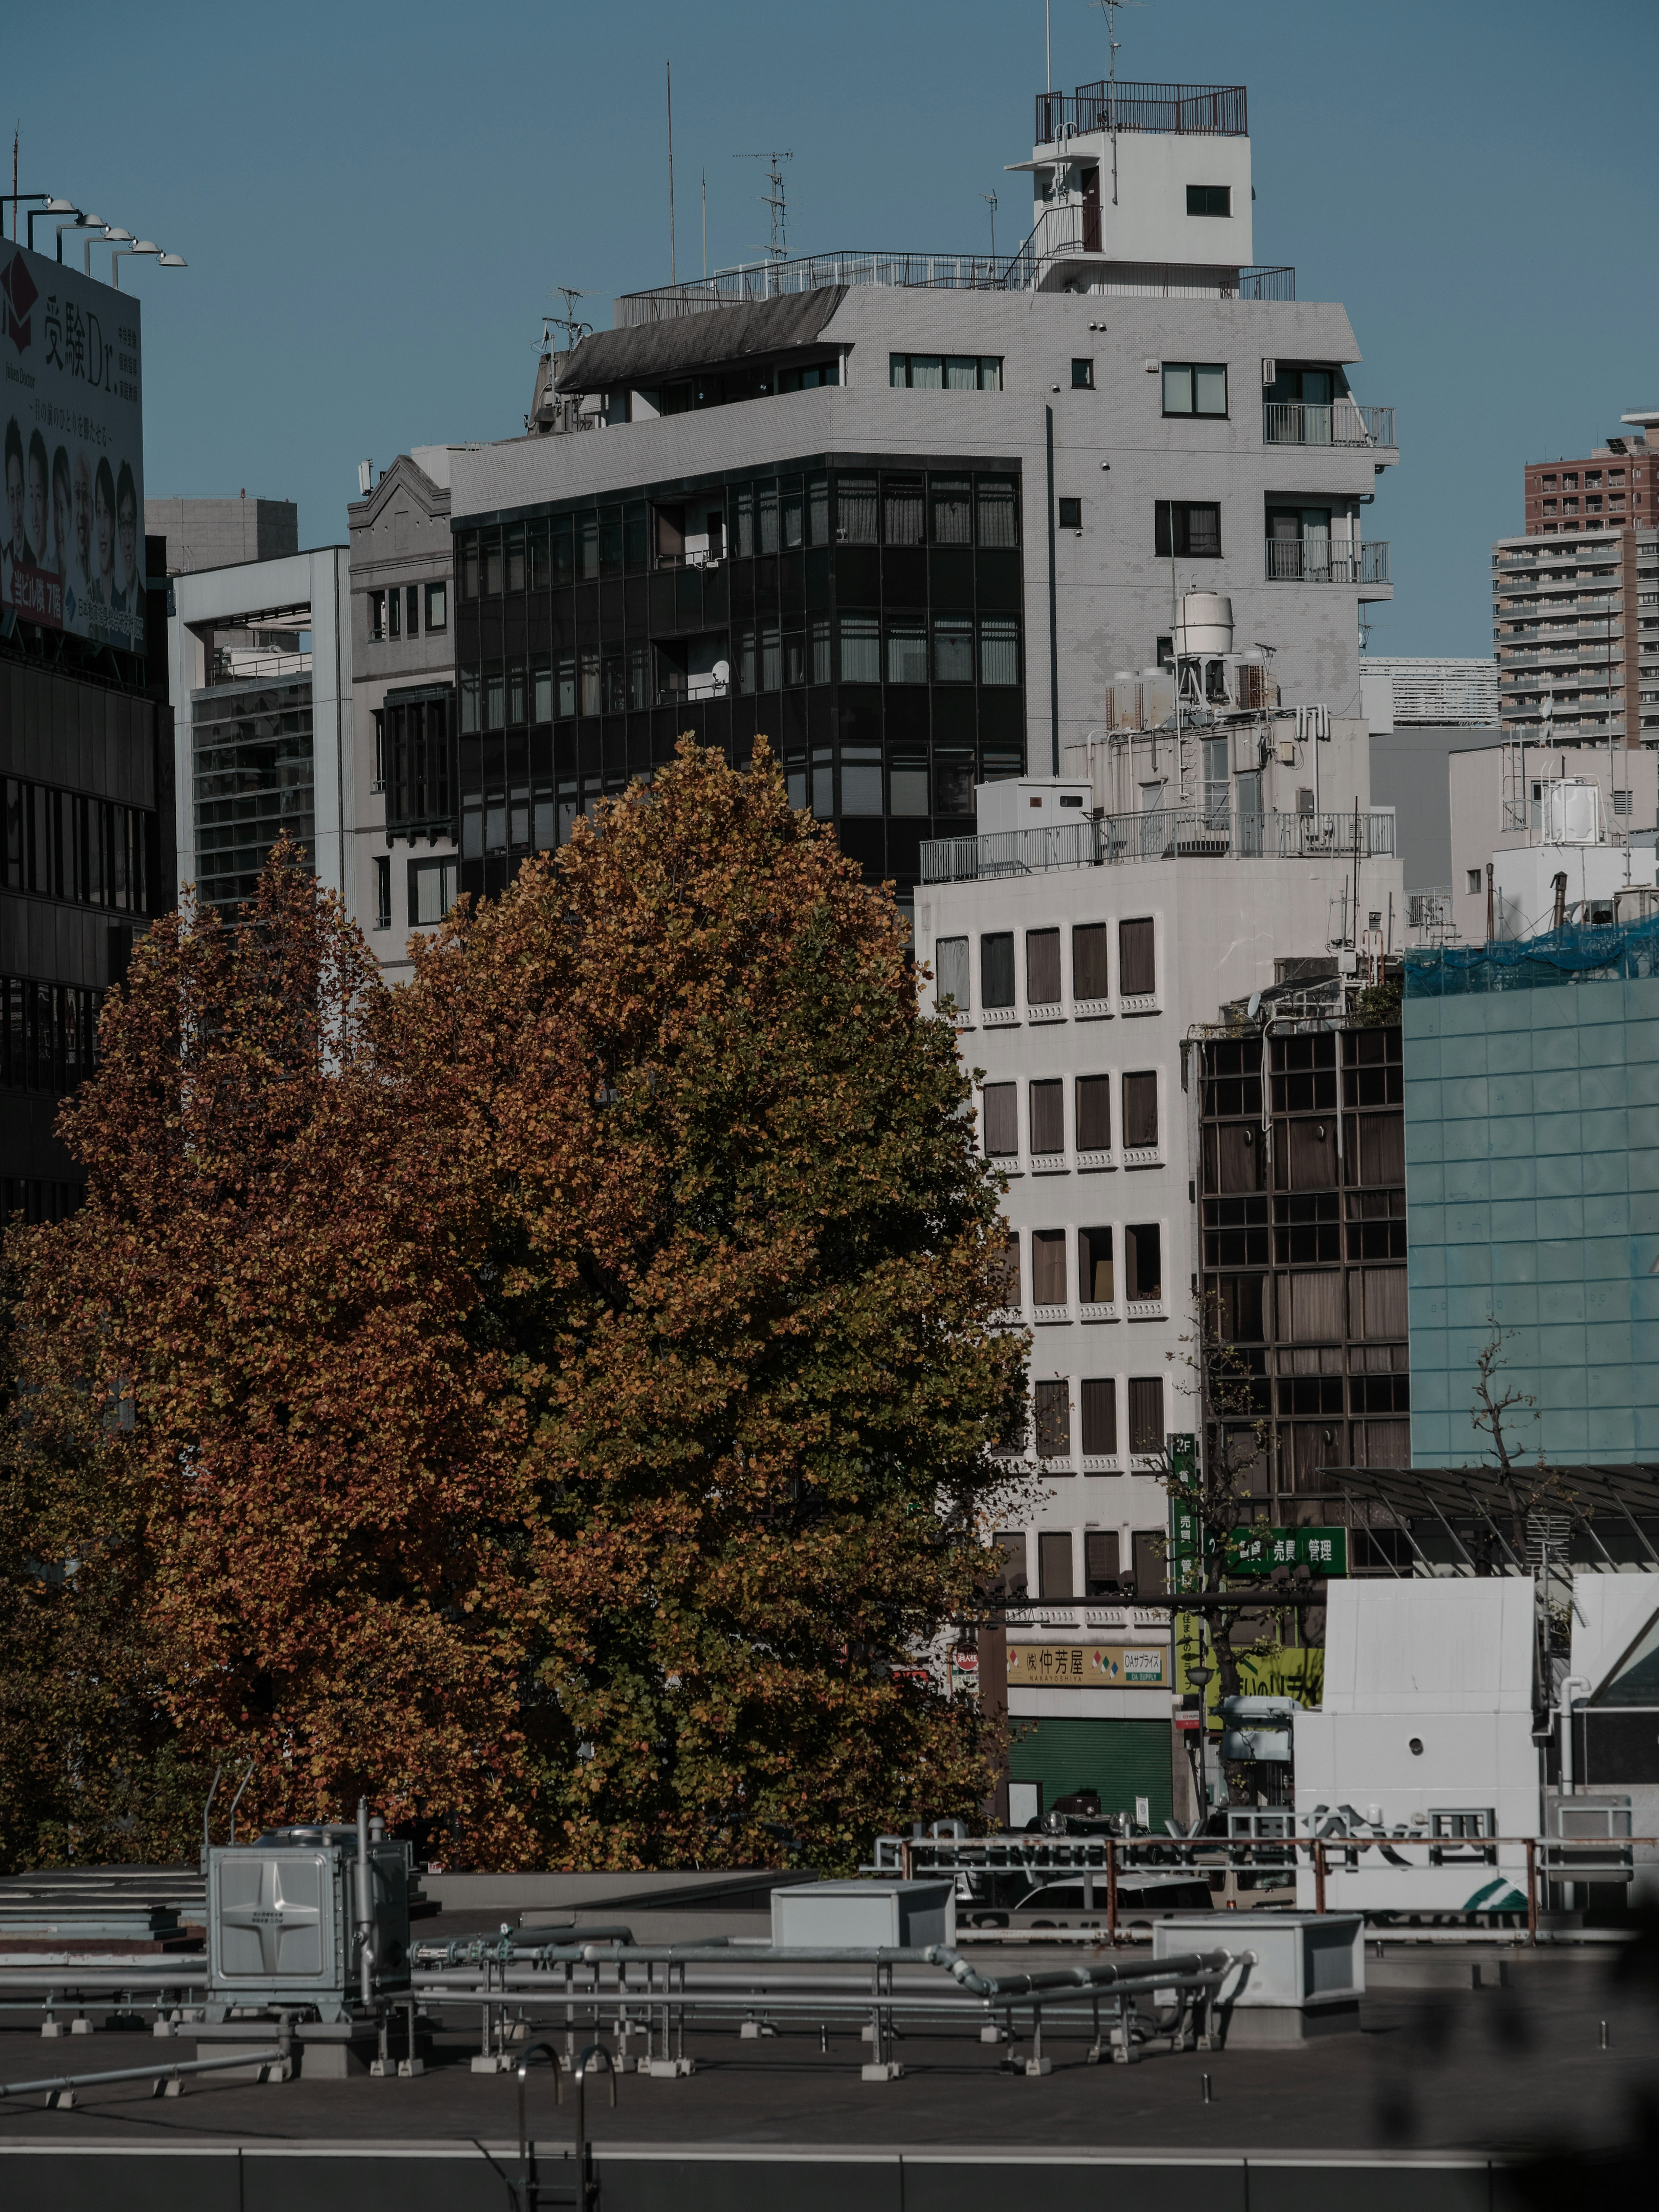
[544,286,593,353]
[737,149,793,264]
[1095,0,1147,207]
[979,189,998,261]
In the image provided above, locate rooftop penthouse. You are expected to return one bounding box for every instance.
[615,81,1292,327]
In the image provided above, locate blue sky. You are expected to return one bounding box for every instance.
[10,0,1655,656]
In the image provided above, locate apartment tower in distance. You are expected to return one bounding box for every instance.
[1494,409,1659,750]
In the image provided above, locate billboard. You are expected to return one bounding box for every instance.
[0,240,143,652]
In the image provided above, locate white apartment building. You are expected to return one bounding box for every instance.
[915,663,1402,1826]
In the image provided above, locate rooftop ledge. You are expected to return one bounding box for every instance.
[922,807,1396,886]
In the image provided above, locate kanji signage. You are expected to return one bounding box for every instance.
[1007,1642,1168,1688]
[0,242,143,651]
[1225,1525,1348,1578]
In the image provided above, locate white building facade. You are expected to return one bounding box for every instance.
[915,698,1402,1825]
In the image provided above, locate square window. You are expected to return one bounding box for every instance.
[1058,496,1083,529]
[1186,184,1231,217]
[890,763,929,817]
[935,760,975,816]
[887,622,928,684]
[933,616,974,683]
[408,856,459,928]
[841,751,883,816]
[1071,358,1094,390]
[979,617,1020,686]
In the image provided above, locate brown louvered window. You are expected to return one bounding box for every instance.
[1026,928,1061,1006]
[1034,1380,1071,1460]
[1122,1072,1159,1148]
[982,1083,1018,1157]
[1032,1230,1068,1306]
[1038,1530,1075,1601]
[1029,1079,1064,1154]
[1119,917,1156,997]
[1073,922,1109,999]
[1081,1377,1117,1454]
[1076,1074,1112,1151]
[1128,1376,1165,1454]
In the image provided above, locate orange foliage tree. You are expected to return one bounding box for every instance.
[0,744,1028,1872]
[400,740,1028,1868]
[0,845,531,1864]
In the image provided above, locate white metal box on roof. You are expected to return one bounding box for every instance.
[769,1879,956,1950]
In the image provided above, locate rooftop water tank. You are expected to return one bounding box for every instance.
[1175,592,1233,657]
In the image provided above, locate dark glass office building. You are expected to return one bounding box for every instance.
[449,456,1029,912]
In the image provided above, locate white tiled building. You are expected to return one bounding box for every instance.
[915,694,1402,1824]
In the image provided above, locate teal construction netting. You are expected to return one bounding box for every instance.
[1406,910,1659,997]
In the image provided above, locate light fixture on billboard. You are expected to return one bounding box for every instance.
[92,227,134,275]
[56,210,98,261]
[26,199,77,251]
[113,241,185,288]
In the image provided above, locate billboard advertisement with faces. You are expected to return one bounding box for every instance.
[0,241,143,653]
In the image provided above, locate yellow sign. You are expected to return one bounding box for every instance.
[1007,1642,1169,1688]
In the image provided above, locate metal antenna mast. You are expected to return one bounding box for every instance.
[1096,0,1145,207]
[545,287,593,352]
[737,149,793,265]
[979,189,998,261]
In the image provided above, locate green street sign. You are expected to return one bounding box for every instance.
[1225,1525,1348,1579]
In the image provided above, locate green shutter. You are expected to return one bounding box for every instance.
[1008,1716,1173,1828]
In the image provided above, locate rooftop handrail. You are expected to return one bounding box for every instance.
[1035,79,1248,141]
[616,239,1295,320]
[921,806,1395,884]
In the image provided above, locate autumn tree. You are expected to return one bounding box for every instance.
[0,843,531,1865]
[400,739,1028,1870]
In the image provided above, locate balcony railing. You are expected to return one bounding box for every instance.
[921,806,1396,884]
[1035,79,1248,142]
[1265,538,1390,586]
[1264,400,1395,450]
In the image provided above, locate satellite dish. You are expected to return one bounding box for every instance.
[712,659,730,685]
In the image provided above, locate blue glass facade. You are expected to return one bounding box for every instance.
[1405,929,1659,1465]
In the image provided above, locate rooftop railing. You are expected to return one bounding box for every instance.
[921,806,1396,884]
[1035,79,1248,142]
[614,233,1294,323]
[1264,399,1394,450]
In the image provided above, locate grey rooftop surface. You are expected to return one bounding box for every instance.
[0,1918,1654,2210]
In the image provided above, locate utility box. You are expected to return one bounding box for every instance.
[1155,1911,1363,2044]
[207,1827,410,2022]
[770,1879,956,1951]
